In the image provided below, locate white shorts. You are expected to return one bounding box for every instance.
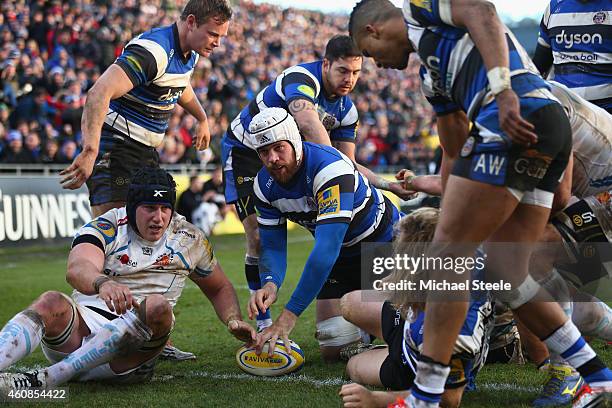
[40,293,162,384]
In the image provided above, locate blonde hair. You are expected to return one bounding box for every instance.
[387,207,439,318]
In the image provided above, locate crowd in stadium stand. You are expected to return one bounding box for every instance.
[0,0,438,173]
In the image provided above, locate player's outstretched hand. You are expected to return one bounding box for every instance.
[496,89,537,146]
[195,120,212,150]
[339,383,377,408]
[98,280,138,315]
[228,319,257,346]
[248,282,277,320]
[60,149,97,189]
[255,309,297,357]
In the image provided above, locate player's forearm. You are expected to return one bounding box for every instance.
[410,175,442,196]
[209,281,244,325]
[452,0,509,72]
[80,88,111,155]
[259,227,288,289]
[356,163,392,190]
[178,85,208,122]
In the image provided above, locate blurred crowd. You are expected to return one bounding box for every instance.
[0,0,438,174]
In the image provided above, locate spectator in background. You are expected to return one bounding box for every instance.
[24,131,42,162]
[177,175,204,224]
[1,130,31,163]
[41,138,59,164]
[0,0,436,172]
[55,139,77,164]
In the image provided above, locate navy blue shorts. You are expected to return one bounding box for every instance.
[86,128,159,206]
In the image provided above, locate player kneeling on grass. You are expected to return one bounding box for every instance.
[0,167,255,392]
[339,208,493,408]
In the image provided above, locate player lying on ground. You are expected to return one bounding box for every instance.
[245,107,401,361]
[0,168,255,392]
[339,208,493,408]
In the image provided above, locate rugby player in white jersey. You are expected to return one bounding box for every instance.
[0,168,255,393]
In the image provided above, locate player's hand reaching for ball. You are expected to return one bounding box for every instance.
[97,279,138,315]
[227,319,257,346]
[255,309,297,357]
[248,282,278,320]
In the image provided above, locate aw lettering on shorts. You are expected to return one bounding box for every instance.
[469,152,507,185]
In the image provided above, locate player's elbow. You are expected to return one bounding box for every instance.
[457,0,498,26]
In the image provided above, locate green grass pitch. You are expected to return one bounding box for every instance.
[0,230,609,407]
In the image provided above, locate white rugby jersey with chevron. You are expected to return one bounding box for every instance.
[107,24,199,147]
[72,207,216,308]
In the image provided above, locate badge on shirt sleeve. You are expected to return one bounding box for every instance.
[317,185,340,216]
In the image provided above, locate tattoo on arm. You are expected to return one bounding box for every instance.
[288,99,316,115]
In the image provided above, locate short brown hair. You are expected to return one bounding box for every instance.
[180,0,233,25]
[324,35,362,63]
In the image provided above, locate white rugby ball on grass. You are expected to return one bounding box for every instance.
[236,340,305,376]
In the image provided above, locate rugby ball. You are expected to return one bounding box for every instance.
[236,340,305,376]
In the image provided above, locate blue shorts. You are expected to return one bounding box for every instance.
[86,128,159,206]
[453,98,571,206]
[221,132,262,211]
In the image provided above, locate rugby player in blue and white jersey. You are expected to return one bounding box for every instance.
[221,35,411,333]
[349,0,612,406]
[60,0,232,218]
[244,108,401,361]
[533,0,612,113]
[340,208,493,408]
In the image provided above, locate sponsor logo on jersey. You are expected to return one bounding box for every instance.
[142,246,152,256]
[176,230,196,239]
[90,220,116,239]
[555,30,603,48]
[237,176,255,185]
[155,253,174,266]
[410,0,432,12]
[117,254,138,267]
[593,11,607,24]
[317,185,340,216]
[297,84,315,99]
[158,88,184,102]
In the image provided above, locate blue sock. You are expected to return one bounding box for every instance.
[245,256,271,327]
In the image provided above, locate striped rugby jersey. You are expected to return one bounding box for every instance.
[253,142,386,248]
[225,61,359,150]
[108,23,199,147]
[537,1,611,111]
[403,0,554,119]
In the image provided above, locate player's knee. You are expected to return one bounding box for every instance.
[30,291,73,335]
[141,295,172,332]
[339,291,361,324]
[316,316,361,360]
[345,354,366,382]
[31,291,69,318]
[495,274,541,310]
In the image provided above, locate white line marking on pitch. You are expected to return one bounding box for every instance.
[152,370,347,387]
